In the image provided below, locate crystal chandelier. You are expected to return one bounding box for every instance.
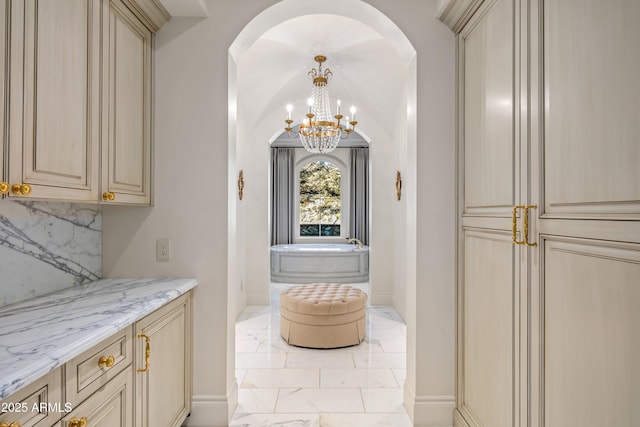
[284,55,358,153]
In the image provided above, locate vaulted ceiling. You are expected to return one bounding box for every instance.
[237,14,407,142]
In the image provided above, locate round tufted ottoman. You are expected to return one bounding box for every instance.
[280,283,367,349]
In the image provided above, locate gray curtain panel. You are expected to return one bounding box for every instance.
[271,147,295,245]
[349,147,369,246]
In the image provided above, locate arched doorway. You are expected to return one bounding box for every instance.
[227,0,418,422]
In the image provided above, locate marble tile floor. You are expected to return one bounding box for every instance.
[229,283,412,427]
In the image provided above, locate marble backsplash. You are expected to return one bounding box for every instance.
[0,200,101,307]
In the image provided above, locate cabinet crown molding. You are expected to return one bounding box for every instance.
[120,0,170,32]
[438,0,485,33]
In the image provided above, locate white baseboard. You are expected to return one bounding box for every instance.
[247,292,269,305]
[404,382,456,427]
[183,381,238,427]
[369,291,392,306]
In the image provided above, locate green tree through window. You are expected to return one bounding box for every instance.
[299,161,341,237]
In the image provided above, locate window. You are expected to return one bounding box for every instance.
[299,161,341,237]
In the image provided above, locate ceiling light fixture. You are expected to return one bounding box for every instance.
[284,55,358,153]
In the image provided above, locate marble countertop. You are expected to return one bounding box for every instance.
[0,278,198,400]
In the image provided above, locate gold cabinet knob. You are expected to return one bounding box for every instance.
[11,183,31,195]
[101,192,115,201]
[69,417,88,427]
[0,181,9,194]
[98,354,115,368]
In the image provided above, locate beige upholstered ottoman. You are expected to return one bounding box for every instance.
[280,283,367,349]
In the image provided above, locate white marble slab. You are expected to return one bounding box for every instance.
[0,277,197,400]
[0,201,101,307]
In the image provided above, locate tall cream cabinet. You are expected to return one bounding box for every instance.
[0,0,167,205]
[440,0,640,426]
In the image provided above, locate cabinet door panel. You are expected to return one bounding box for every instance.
[104,0,151,204]
[458,229,517,427]
[462,0,516,215]
[543,0,640,218]
[0,367,63,427]
[542,238,640,427]
[11,0,100,200]
[135,293,191,427]
[62,367,133,427]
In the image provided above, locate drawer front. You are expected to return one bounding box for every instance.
[61,366,133,427]
[0,368,64,426]
[65,326,132,406]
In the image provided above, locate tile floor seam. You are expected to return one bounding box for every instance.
[359,387,367,413]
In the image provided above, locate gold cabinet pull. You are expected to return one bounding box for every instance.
[137,333,151,373]
[98,354,115,368]
[512,204,537,246]
[523,205,537,247]
[11,183,31,195]
[512,205,526,245]
[0,181,9,194]
[102,192,115,201]
[69,417,87,427]
[1,422,22,427]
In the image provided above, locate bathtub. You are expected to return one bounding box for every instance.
[270,243,369,283]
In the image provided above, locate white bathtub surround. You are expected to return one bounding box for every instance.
[270,243,369,283]
[229,284,412,427]
[0,277,197,400]
[0,201,101,307]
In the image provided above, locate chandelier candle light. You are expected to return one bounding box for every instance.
[284,55,358,153]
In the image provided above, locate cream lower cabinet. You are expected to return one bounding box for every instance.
[445,0,640,426]
[62,367,133,427]
[0,292,192,427]
[0,368,64,427]
[134,293,192,427]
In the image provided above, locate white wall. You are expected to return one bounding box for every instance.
[102,1,455,425]
[392,69,410,320]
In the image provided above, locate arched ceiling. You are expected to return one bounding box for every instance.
[237,14,407,140]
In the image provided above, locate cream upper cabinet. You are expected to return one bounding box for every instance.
[101,0,152,205]
[134,292,192,427]
[0,0,8,198]
[0,0,166,205]
[7,0,101,202]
